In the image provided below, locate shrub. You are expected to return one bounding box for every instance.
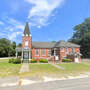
[62,59,72,62]
[34,59,40,62]
[13,58,21,64]
[31,59,37,63]
[40,59,48,63]
[9,58,14,63]
[9,58,21,64]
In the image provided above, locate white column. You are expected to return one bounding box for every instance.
[22,50,23,62]
[16,51,18,58]
[29,50,31,61]
[54,48,56,56]
[28,50,31,63]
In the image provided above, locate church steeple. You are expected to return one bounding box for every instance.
[22,22,32,49]
[23,22,31,36]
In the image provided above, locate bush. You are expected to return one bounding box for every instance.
[40,59,48,63]
[31,59,37,63]
[13,58,21,64]
[34,59,40,62]
[62,59,72,62]
[9,58,21,64]
[9,58,14,63]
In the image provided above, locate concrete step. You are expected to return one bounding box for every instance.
[23,59,29,63]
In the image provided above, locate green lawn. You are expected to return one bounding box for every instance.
[20,64,61,77]
[0,59,9,63]
[1,59,90,78]
[0,59,21,78]
[57,63,90,75]
[20,63,90,78]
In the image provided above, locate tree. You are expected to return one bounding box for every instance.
[69,18,90,58]
[0,38,16,57]
[8,42,16,56]
[17,43,22,47]
[0,38,10,57]
[17,43,22,56]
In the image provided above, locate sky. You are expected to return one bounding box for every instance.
[0,0,90,44]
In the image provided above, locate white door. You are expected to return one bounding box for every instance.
[55,56,59,61]
[75,55,79,63]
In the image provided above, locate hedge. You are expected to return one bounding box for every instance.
[9,58,21,64]
[31,59,37,63]
[40,59,48,63]
[62,59,72,62]
[8,58,15,63]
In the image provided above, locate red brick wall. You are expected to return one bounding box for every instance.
[22,36,32,48]
[32,48,50,59]
[32,47,81,62]
[59,47,80,62]
[67,55,75,62]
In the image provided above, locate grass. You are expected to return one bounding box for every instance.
[57,63,90,75]
[20,63,90,78]
[0,59,21,78]
[0,59,9,63]
[1,59,90,78]
[19,64,61,77]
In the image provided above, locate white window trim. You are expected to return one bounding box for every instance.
[65,48,68,53]
[61,48,64,52]
[25,40,28,47]
[42,49,46,56]
[72,48,75,53]
[35,49,39,56]
[48,49,51,56]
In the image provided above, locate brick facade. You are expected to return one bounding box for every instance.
[22,36,32,48]
[31,47,81,62]
[21,35,81,62]
[32,48,50,59]
[19,22,81,63]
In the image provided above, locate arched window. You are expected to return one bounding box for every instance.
[25,40,28,47]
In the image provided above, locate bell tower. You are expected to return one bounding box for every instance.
[22,22,32,49]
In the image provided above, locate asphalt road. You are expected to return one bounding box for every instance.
[1,77,90,90]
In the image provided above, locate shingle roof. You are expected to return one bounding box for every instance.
[32,42,56,48]
[54,40,80,48]
[32,41,80,48]
[23,22,30,35]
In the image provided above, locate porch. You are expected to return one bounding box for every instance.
[15,47,31,63]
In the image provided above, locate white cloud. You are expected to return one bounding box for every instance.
[6,17,24,31]
[8,31,22,41]
[0,21,4,25]
[0,33,6,36]
[37,26,41,29]
[1,17,25,41]
[6,18,24,41]
[25,0,64,27]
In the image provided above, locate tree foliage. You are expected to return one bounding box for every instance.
[69,18,90,58]
[17,43,22,47]
[0,38,16,57]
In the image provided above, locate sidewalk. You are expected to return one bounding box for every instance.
[50,63,64,70]
[19,63,29,73]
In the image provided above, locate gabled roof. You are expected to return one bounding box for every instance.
[54,40,80,48]
[32,42,56,48]
[23,22,30,35]
[32,41,80,48]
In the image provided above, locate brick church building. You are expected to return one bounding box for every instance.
[16,22,81,63]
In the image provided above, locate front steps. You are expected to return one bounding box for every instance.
[23,59,29,63]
